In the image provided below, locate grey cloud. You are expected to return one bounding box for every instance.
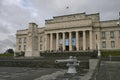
[0,34,15,53]
[0,0,120,53]
[0,25,11,34]
[30,0,120,21]
[0,38,15,53]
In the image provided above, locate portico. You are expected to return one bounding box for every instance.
[45,30,93,52]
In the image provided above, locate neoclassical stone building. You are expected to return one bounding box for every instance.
[16,12,120,57]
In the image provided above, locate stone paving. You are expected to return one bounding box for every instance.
[0,59,98,80]
[96,61,120,80]
[0,60,120,80]
[0,67,65,80]
[56,59,99,80]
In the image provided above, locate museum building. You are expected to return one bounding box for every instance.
[16,12,120,57]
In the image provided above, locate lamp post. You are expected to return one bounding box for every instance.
[97,42,101,58]
[117,12,120,26]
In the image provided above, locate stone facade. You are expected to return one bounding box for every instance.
[16,12,120,57]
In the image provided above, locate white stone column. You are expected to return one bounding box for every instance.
[69,32,72,51]
[50,33,53,51]
[63,32,65,51]
[83,31,86,50]
[56,33,59,51]
[45,34,48,51]
[89,30,93,50]
[48,34,50,51]
[98,31,101,50]
[76,31,79,51]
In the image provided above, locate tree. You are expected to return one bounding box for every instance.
[4,49,14,54]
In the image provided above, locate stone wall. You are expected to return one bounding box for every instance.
[0,59,89,69]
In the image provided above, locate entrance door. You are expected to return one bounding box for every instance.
[66,46,69,51]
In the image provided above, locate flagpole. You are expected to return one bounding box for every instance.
[119,12,120,24]
[117,12,120,26]
[65,6,69,15]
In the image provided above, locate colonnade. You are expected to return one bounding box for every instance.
[45,30,93,51]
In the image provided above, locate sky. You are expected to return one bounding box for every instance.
[0,0,120,53]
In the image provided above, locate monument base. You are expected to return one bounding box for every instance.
[25,51,40,57]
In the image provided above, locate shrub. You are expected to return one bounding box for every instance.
[15,51,25,57]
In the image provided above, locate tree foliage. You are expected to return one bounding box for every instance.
[4,49,14,54]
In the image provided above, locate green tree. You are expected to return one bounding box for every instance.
[5,49,14,54]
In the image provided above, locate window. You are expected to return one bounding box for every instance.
[102,32,106,39]
[102,41,106,48]
[24,37,26,43]
[59,33,62,39]
[111,41,115,48]
[110,31,114,38]
[65,33,69,39]
[24,45,26,51]
[19,45,21,50]
[19,38,22,44]
[80,32,83,37]
[96,34,97,40]
[40,44,42,50]
[40,36,42,42]
[119,31,120,38]
[96,43,98,49]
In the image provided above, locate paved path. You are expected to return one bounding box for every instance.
[0,67,64,80]
[96,61,120,80]
[56,59,99,80]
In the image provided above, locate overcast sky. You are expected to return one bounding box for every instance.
[0,0,120,53]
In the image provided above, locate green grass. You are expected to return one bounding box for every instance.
[0,53,14,57]
[101,51,120,57]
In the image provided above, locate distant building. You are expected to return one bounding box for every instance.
[16,12,120,57]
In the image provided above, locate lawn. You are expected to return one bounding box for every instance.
[101,51,120,57]
[0,53,14,57]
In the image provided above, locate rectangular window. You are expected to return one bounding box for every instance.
[80,32,83,37]
[59,33,62,39]
[119,31,120,38]
[102,41,106,48]
[111,41,115,48]
[24,45,26,51]
[19,38,22,44]
[40,44,42,50]
[102,32,106,39]
[96,44,98,49]
[65,33,69,38]
[24,37,26,43]
[96,34,97,40]
[40,36,42,42]
[110,31,114,38]
[19,45,21,50]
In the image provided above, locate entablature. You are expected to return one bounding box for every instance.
[45,19,93,30]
